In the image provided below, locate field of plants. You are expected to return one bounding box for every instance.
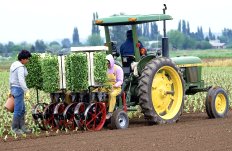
[170,49,232,58]
[0,50,231,141]
[0,71,51,139]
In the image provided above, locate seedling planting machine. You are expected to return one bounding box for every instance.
[32,5,229,131]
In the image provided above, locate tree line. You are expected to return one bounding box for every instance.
[1,13,232,57]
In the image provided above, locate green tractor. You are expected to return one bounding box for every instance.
[95,5,229,124]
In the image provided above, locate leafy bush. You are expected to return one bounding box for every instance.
[68,53,88,91]
[94,52,107,84]
[42,54,59,93]
[26,54,43,90]
[65,55,72,91]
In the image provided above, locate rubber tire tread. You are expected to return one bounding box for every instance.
[206,86,229,118]
[111,109,129,129]
[138,57,185,124]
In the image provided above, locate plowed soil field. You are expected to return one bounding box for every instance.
[1,111,232,151]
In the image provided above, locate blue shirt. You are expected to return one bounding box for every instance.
[120,38,144,56]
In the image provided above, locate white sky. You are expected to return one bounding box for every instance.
[0,0,231,44]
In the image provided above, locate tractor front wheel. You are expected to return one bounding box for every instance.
[138,57,184,124]
[205,86,229,118]
[111,109,129,129]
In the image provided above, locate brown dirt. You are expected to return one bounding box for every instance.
[1,111,232,151]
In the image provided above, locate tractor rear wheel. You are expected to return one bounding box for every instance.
[138,57,184,124]
[205,86,229,118]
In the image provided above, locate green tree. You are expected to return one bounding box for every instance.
[110,25,129,47]
[143,23,149,38]
[186,21,190,35]
[86,34,104,46]
[61,38,71,48]
[205,36,209,41]
[196,26,204,41]
[178,20,181,32]
[150,22,159,40]
[48,41,61,54]
[167,30,185,49]
[30,45,36,53]
[92,12,100,35]
[182,36,196,49]
[208,28,215,40]
[49,41,60,46]
[11,45,24,54]
[182,20,187,35]
[195,41,212,49]
[35,40,46,53]
[20,41,31,51]
[0,43,6,54]
[218,28,232,43]
[72,27,80,46]
[6,41,15,53]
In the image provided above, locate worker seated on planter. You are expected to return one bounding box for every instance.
[105,54,124,119]
[120,30,147,57]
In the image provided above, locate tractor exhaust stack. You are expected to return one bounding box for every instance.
[162,4,169,57]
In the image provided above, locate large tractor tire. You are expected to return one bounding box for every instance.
[138,57,185,124]
[205,86,229,118]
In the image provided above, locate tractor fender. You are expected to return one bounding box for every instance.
[137,54,156,75]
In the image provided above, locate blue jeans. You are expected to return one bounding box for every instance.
[10,86,25,119]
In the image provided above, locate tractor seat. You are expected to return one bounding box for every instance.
[121,55,135,76]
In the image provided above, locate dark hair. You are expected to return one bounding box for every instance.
[18,50,32,61]
[126,30,132,38]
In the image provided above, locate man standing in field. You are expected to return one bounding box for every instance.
[9,50,32,135]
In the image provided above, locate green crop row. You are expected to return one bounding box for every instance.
[170,49,232,58]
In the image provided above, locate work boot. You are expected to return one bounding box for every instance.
[19,116,31,134]
[12,117,24,135]
[106,112,113,120]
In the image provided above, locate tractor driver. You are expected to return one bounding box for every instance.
[105,54,124,119]
[120,30,147,56]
